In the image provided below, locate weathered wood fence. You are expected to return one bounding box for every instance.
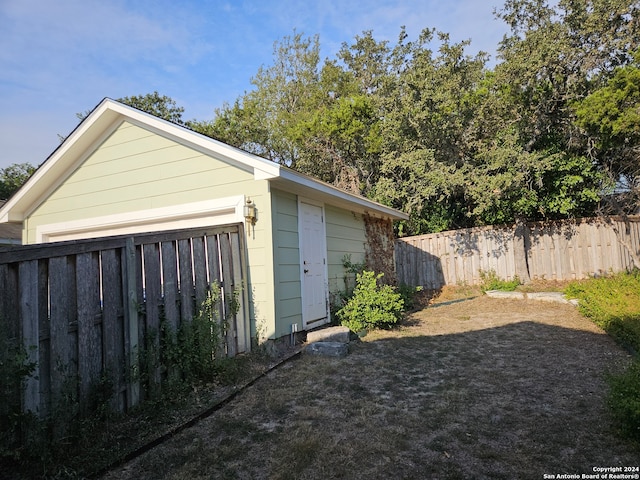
[0,224,249,419]
[396,217,640,289]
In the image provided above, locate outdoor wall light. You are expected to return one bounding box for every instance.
[244,197,256,225]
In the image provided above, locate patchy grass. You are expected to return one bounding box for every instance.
[102,295,639,480]
[1,348,284,480]
[517,278,573,293]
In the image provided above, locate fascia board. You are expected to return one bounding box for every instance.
[275,169,409,220]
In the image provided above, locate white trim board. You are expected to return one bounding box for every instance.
[36,196,245,242]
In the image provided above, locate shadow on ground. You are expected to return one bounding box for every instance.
[102,299,638,480]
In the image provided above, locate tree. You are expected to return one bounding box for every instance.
[204,31,386,194]
[372,29,489,233]
[464,135,604,225]
[450,0,637,229]
[573,50,640,214]
[205,32,322,168]
[118,91,186,124]
[92,3,637,237]
[76,91,186,125]
[0,163,36,200]
[494,0,640,153]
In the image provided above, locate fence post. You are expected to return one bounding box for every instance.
[123,238,139,409]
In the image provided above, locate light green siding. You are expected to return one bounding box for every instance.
[244,181,276,341]
[271,189,302,338]
[325,205,366,298]
[27,122,254,236]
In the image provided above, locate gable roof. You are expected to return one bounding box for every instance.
[0,98,408,224]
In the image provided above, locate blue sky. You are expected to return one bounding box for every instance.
[0,0,509,170]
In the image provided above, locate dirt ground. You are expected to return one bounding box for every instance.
[101,294,639,480]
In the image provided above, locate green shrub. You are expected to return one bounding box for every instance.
[565,270,640,440]
[479,269,521,292]
[337,271,404,333]
[608,359,640,440]
[398,283,423,311]
[0,327,38,463]
[565,270,640,353]
[161,284,226,386]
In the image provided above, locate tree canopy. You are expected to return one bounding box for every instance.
[119,91,186,125]
[202,0,638,235]
[0,163,36,201]
[7,0,638,235]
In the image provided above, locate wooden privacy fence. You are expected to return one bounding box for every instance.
[0,224,249,419]
[396,217,640,289]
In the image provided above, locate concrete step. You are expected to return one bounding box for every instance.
[526,292,570,304]
[485,290,576,305]
[485,290,525,299]
[303,341,349,357]
[306,326,350,344]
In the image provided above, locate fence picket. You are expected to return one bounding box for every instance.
[101,249,126,411]
[19,260,39,414]
[178,238,195,323]
[230,231,247,352]
[123,238,139,409]
[48,256,76,426]
[192,237,208,308]
[161,240,179,332]
[219,233,237,357]
[75,252,102,413]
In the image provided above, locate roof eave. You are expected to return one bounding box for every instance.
[274,169,409,221]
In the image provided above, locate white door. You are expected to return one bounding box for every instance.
[299,201,329,328]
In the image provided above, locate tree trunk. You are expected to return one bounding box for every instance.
[513,218,531,284]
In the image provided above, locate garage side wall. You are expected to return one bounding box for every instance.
[271,189,303,339]
[325,205,366,305]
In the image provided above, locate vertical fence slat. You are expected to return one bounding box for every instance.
[142,243,161,389]
[219,233,237,357]
[0,263,20,437]
[75,252,102,413]
[161,241,179,332]
[578,221,590,278]
[206,234,225,354]
[19,261,39,414]
[48,256,76,424]
[35,260,50,417]
[123,238,139,409]
[230,230,248,353]
[192,236,208,309]
[178,239,194,323]
[101,249,125,412]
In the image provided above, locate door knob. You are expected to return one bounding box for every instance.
[304,269,309,273]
